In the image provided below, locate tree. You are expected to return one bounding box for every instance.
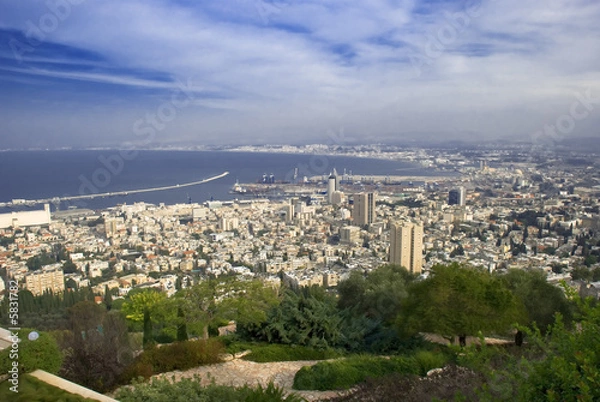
[551,263,566,274]
[593,267,600,282]
[178,277,278,340]
[62,260,78,274]
[336,265,418,352]
[499,269,573,343]
[399,263,523,346]
[122,289,167,347]
[450,244,465,258]
[584,255,598,267]
[466,288,600,401]
[571,265,593,281]
[60,301,133,392]
[259,286,343,349]
[176,306,187,342]
[0,236,14,247]
[222,279,279,337]
[338,265,414,325]
[65,278,78,290]
[26,252,55,271]
[104,285,113,310]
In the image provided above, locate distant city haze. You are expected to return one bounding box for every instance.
[1,1,599,148]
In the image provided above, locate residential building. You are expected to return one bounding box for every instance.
[340,226,361,244]
[25,264,65,296]
[389,221,423,274]
[353,192,376,226]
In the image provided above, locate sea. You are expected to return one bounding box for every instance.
[0,150,449,212]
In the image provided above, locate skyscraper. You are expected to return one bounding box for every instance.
[327,169,338,204]
[389,221,423,274]
[448,186,466,206]
[353,192,376,226]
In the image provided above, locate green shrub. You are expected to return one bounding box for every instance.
[294,360,360,390]
[0,329,62,374]
[154,328,176,344]
[227,342,343,363]
[121,338,224,382]
[413,350,450,376]
[245,383,306,402]
[293,353,450,391]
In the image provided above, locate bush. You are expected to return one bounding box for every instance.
[121,338,224,383]
[116,376,306,402]
[325,366,485,402]
[0,329,62,374]
[413,350,450,376]
[293,353,450,391]
[154,329,176,344]
[226,341,343,363]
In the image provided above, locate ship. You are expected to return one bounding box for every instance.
[231,179,247,194]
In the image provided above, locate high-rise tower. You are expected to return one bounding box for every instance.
[353,192,376,226]
[389,221,423,274]
[448,187,466,206]
[327,169,338,204]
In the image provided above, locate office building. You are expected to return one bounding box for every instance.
[448,187,466,206]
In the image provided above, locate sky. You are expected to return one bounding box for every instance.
[0,0,599,149]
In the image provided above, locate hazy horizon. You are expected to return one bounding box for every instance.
[1,0,599,149]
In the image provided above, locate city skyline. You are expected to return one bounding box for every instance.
[1,1,599,149]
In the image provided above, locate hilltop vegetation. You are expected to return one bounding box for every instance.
[1,263,597,401]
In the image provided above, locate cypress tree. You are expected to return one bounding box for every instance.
[176,306,187,341]
[104,286,112,310]
[143,309,152,347]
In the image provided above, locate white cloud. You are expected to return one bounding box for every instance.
[1,0,599,146]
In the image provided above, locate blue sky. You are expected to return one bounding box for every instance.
[0,0,599,148]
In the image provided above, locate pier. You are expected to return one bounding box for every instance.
[0,172,229,208]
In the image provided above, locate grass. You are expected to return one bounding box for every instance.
[224,340,344,363]
[0,374,98,402]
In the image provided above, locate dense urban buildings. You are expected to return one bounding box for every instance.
[0,144,599,308]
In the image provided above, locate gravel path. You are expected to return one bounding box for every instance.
[153,358,348,401]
